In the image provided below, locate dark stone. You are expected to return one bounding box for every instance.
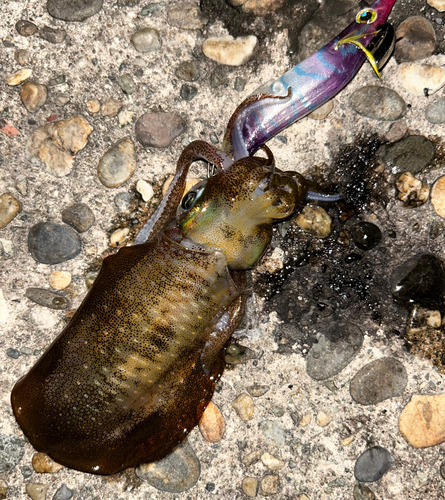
[39,26,67,44]
[210,70,228,88]
[180,84,198,101]
[395,16,436,63]
[0,434,25,473]
[15,20,38,36]
[25,288,68,310]
[28,222,82,264]
[350,222,382,251]
[354,446,394,482]
[390,254,445,310]
[175,61,200,82]
[61,203,95,233]
[47,0,103,22]
[349,86,406,121]
[135,112,186,148]
[53,483,73,500]
[377,135,435,175]
[350,357,408,405]
[353,483,376,500]
[136,440,200,493]
[234,77,246,92]
[225,343,257,365]
[6,348,20,359]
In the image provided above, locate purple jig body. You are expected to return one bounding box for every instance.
[223,0,398,161]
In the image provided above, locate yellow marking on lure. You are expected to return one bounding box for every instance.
[336,30,381,78]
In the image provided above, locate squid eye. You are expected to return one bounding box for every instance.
[356,8,377,24]
[181,184,206,211]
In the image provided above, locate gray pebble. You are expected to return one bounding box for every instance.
[425,97,445,124]
[47,0,103,22]
[136,440,200,493]
[28,222,82,264]
[306,323,363,380]
[246,384,269,397]
[39,26,67,44]
[166,4,208,30]
[0,434,25,473]
[61,203,95,233]
[26,483,48,500]
[180,84,198,101]
[353,483,376,500]
[210,70,228,88]
[15,48,30,65]
[52,483,73,500]
[117,74,136,95]
[114,192,133,212]
[131,28,161,53]
[140,2,165,15]
[234,76,246,92]
[48,74,66,86]
[6,348,20,359]
[349,86,406,121]
[258,420,285,447]
[20,346,33,355]
[350,357,408,405]
[395,16,436,63]
[377,135,435,175]
[354,446,394,482]
[225,343,257,365]
[15,20,38,37]
[25,288,68,310]
[97,137,136,188]
[135,112,186,148]
[175,61,200,82]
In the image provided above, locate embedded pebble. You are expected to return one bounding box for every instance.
[349,358,408,405]
[260,474,280,496]
[354,446,394,482]
[316,411,331,427]
[135,112,186,148]
[395,172,429,208]
[225,343,256,364]
[117,74,136,95]
[0,434,25,473]
[47,0,102,21]
[203,35,258,66]
[25,288,68,310]
[242,477,258,497]
[350,222,381,251]
[175,61,200,81]
[20,81,48,113]
[166,4,208,30]
[6,348,20,359]
[428,0,445,11]
[26,116,93,177]
[309,100,333,120]
[15,49,30,65]
[295,205,332,238]
[261,453,284,471]
[232,393,254,421]
[136,180,154,202]
[259,420,285,447]
[62,203,95,232]
[32,452,63,473]
[180,84,198,101]
[243,451,261,467]
[384,120,408,143]
[136,440,200,492]
[198,402,225,443]
[399,394,445,447]
[49,271,71,290]
[349,86,406,121]
[353,483,376,500]
[97,137,136,188]
[306,323,363,380]
[28,222,82,264]
[101,98,122,117]
[52,483,73,500]
[396,62,445,96]
[6,68,32,86]
[390,254,445,310]
[228,0,285,15]
[25,483,47,500]
[86,99,100,114]
[131,28,161,53]
[377,135,435,175]
[110,227,130,246]
[118,110,135,126]
[0,193,21,229]
[16,19,38,36]
[39,26,66,44]
[432,175,445,218]
[395,16,436,62]
[425,97,445,124]
[246,384,269,397]
[114,192,133,212]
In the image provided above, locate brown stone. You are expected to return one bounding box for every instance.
[198,401,225,442]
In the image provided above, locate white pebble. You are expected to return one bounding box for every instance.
[203,35,257,66]
[396,62,445,96]
[136,179,154,202]
[110,227,130,246]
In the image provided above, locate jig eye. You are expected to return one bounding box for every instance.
[181,183,206,211]
[356,8,377,24]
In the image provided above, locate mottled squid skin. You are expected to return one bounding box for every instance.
[11,141,307,475]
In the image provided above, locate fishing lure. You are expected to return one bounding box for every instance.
[11,0,397,475]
